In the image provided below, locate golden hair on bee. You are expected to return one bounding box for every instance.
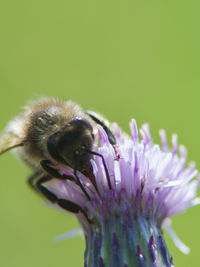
[0,97,116,209]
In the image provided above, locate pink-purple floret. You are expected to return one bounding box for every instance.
[45,119,200,225]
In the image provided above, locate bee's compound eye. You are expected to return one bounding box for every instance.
[47,131,66,164]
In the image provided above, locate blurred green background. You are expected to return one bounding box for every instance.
[0,0,200,266]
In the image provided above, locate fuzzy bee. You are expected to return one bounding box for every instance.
[0,98,116,213]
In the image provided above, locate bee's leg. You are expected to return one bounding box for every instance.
[40,160,73,180]
[37,176,80,212]
[85,110,117,145]
[28,170,42,191]
[41,160,91,201]
[36,175,59,202]
[36,175,92,222]
[28,172,81,213]
[37,176,81,212]
[86,150,112,190]
[28,172,92,223]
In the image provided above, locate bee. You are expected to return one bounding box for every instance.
[0,98,116,214]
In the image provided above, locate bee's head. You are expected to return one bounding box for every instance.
[47,118,95,170]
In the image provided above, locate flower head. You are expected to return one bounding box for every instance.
[45,119,200,266]
[46,119,199,224]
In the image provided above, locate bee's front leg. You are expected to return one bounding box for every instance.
[28,172,81,213]
[40,160,73,180]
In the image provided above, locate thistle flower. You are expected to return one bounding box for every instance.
[45,119,200,267]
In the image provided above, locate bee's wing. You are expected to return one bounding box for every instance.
[0,130,23,155]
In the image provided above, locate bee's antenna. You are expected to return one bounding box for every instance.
[86,150,112,190]
[0,142,23,155]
